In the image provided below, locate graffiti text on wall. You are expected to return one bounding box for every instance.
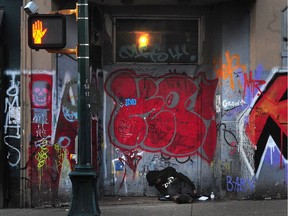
[226,175,255,192]
[213,51,266,102]
[4,71,21,167]
[105,69,218,163]
[213,51,247,90]
[119,44,197,63]
[112,148,143,189]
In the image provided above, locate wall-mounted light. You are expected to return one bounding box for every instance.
[137,32,150,49]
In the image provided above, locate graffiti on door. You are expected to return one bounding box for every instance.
[105,69,218,166]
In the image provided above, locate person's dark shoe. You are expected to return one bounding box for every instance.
[175,194,193,204]
[188,197,193,203]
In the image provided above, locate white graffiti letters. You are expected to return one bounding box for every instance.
[4,71,21,167]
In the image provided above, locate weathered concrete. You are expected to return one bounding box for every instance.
[0,197,286,216]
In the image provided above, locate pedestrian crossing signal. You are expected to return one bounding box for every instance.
[28,14,66,49]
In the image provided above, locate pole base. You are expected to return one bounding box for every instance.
[68,167,101,216]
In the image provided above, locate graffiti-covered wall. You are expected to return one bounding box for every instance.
[28,70,78,206]
[1,0,286,209]
[99,61,287,200]
[98,2,287,200]
[101,65,219,196]
[240,68,287,199]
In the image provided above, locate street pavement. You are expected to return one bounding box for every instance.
[0,197,286,216]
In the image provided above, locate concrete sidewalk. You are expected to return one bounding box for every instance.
[0,197,286,216]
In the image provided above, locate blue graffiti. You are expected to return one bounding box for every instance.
[226,175,255,192]
[114,160,124,171]
[125,98,137,106]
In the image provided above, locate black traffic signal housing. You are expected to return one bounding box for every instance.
[28,14,66,49]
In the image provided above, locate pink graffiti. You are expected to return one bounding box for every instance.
[229,141,237,156]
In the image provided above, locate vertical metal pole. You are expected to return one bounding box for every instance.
[68,0,100,215]
[77,0,91,167]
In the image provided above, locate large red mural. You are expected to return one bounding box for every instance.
[104,69,218,163]
[245,72,287,170]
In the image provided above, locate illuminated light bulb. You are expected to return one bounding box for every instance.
[138,33,149,48]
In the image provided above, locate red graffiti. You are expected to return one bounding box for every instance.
[246,72,287,170]
[229,141,237,156]
[53,80,78,172]
[245,73,287,146]
[118,150,142,188]
[30,74,53,146]
[105,69,218,163]
[30,74,55,190]
[29,75,78,193]
[243,70,266,99]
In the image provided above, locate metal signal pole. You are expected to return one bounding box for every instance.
[68,0,100,215]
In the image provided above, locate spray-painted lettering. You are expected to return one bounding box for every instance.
[226,175,255,192]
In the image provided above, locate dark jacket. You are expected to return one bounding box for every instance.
[146,167,196,196]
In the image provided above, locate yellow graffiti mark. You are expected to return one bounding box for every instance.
[54,143,61,152]
[54,143,70,173]
[210,160,231,172]
[213,51,247,90]
[35,145,49,168]
[210,160,215,168]
[223,162,231,170]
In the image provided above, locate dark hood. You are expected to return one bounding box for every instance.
[146,167,177,186]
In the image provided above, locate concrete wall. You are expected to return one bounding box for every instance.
[250,0,287,70]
